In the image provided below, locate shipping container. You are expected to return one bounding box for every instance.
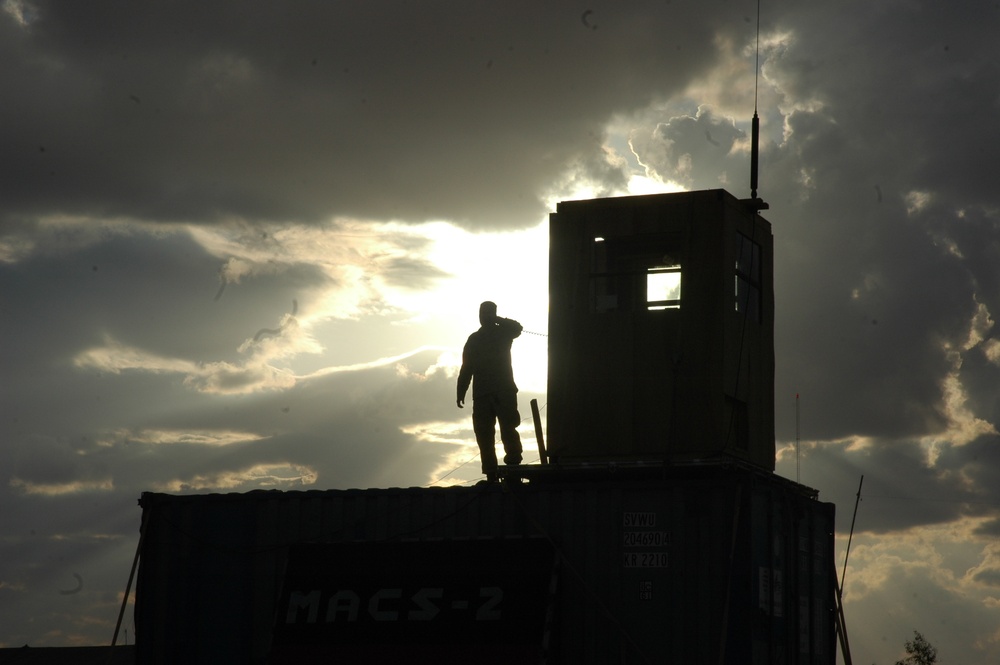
[134,462,835,664]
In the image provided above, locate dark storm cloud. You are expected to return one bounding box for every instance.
[629,105,746,187]
[771,1,1000,206]
[2,230,223,358]
[779,437,992,536]
[759,1,1000,445]
[620,3,1000,449]
[772,187,974,441]
[628,104,978,442]
[0,227,325,432]
[0,0,727,229]
[959,348,1000,434]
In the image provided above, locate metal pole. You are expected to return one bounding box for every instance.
[530,398,548,464]
[832,566,854,665]
[841,476,864,593]
[111,505,147,648]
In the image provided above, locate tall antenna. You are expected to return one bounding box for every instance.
[747,0,769,211]
[795,393,800,483]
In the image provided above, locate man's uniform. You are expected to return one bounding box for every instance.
[457,315,523,479]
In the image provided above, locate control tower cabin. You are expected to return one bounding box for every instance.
[546,189,775,470]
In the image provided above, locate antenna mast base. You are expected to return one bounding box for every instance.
[741,197,770,212]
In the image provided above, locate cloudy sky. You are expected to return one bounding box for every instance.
[2,0,1000,661]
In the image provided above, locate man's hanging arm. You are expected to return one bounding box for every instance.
[456,351,473,408]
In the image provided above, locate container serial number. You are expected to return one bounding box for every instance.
[623,531,671,547]
[623,552,668,568]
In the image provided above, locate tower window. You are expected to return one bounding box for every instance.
[646,265,681,310]
[592,235,682,313]
[735,232,761,322]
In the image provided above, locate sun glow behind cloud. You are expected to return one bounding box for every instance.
[101,429,266,447]
[9,477,115,496]
[74,337,198,375]
[178,164,695,402]
[73,336,298,395]
[401,420,481,486]
[296,345,454,379]
[185,218,554,391]
[381,220,552,394]
[151,463,318,492]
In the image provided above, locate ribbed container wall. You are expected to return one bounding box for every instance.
[135,466,835,665]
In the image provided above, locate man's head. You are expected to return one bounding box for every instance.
[479,301,497,326]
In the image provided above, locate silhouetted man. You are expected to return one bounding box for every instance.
[457,301,523,483]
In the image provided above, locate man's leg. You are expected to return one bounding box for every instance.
[472,397,499,477]
[496,392,522,466]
